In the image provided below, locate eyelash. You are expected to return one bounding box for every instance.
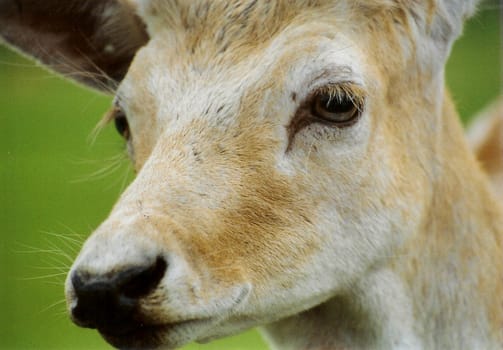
[306,82,365,119]
[287,82,365,149]
[106,105,131,141]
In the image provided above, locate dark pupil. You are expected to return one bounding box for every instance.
[321,95,354,114]
[114,114,129,138]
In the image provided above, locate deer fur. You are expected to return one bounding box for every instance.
[469,98,503,200]
[1,0,502,349]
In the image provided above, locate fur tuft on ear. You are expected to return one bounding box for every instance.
[429,0,480,43]
[0,0,149,92]
[354,0,482,76]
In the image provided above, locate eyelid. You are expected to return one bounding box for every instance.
[296,64,362,99]
[305,81,366,111]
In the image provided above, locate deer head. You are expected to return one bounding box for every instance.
[3,0,501,349]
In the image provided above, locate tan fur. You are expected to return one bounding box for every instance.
[1,0,501,349]
[469,98,503,199]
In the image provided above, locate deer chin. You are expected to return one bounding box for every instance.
[99,319,211,350]
[93,283,251,350]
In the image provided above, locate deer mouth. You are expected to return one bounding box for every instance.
[98,318,212,350]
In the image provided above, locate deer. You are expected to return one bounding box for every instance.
[1,0,502,349]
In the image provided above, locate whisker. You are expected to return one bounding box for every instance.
[106,158,134,192]
[44,242,75,264]
[31,265,69,272]
[118,162,134,193]
[41,281,68,287]
[19,272,69,281]
[0,59,39,68]
[69,153,129,184]
[41,230,84,246]
[55,222,88,238]
[38,299,68,315]
[12,245,68,255]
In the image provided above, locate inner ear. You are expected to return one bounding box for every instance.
[0,0,149,93]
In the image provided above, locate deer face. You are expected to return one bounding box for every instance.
[66,7,425,349]
[0,0,480,348]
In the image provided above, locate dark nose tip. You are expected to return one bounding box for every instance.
[71,256,167,333]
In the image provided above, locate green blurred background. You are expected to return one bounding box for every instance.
[0,5,501,350]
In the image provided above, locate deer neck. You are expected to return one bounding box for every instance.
[262,94,503,350]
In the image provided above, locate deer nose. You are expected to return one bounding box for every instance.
[70,256,167,334]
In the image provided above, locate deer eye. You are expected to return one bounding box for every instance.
[113,107,130,140]
[311,90,361,127]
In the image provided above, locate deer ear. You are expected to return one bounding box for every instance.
[428,0,480,42]
[0,0,148,93]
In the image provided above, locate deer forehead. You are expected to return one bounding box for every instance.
[128,0,469,68]
[120,25,366,119]
[117,18,370,165]
[119,0,445,126]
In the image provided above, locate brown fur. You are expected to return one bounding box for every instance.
[469,98,503,199]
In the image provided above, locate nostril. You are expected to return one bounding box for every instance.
[119,256,167,298]
[70,256,167,331]
[71,275,125,330]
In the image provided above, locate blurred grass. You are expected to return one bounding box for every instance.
[0,6,501,350]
